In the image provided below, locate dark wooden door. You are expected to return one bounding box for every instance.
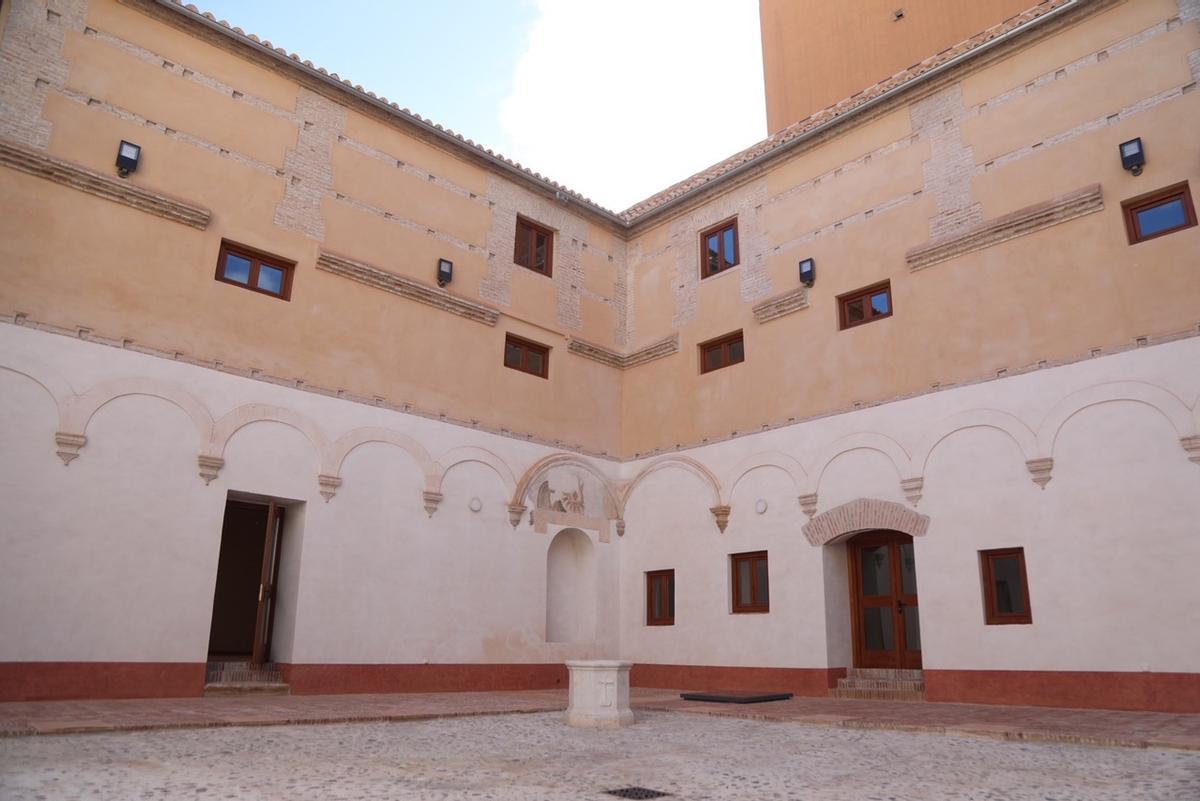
[251,502,284,664]
[848,530,921,669]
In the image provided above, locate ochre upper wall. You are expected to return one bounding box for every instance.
[760,0,1035,132]
[1,0,1197,459]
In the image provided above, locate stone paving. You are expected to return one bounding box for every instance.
[2,710,1198,800]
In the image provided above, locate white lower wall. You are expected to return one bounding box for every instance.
[2,322,1198,675]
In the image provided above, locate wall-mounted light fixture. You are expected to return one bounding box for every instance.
[893,8,905,20]
[1119,137,1145,176]
[437,258,453,287]
[115,140,141,178]
[799,257,816,287]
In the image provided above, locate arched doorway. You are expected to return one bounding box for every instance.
[545,528,595,643]
[847,530,921,669]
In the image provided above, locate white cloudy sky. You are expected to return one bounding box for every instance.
[193,1,767,212]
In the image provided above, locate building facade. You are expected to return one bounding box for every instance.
[1,0,1198,711]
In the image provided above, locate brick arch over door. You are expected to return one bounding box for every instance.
[802,498,930,546]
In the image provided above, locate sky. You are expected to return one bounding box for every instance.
[191,1,767,211]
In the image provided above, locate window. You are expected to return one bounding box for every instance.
[699,331,744,374]
[514,216,554,275]
[980,548,1032,625]
[215,241,294,300]
[1122,182,1196,244]
[700,219,739,277]
[646,570,675,626]
[838,281,892,330]
[503,333,549,378]
[731,551,769,613]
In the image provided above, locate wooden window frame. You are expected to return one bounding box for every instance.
[699,330,745,374]
[980,547,1033,625]
[838,280,893,330]
[215,240,295,300]
[513,216,554,276]
[503,333,550,379]
[646,569,675,626]
[731,550,769,614]
[699,218,740,278]
[1121,181,1197,245]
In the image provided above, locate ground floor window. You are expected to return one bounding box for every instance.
[980,547,1032,625]
[731,551,769,613]
[646,569,675,626]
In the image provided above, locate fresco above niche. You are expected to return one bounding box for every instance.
[531,468,617,542]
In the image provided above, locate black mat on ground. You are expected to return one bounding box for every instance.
[678,691,794,704]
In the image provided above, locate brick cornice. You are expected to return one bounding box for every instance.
[752,286,810,323]
[567,334,679,370]
[906,183,1104,271]
[0,138,211,229]
[315,251,500,326]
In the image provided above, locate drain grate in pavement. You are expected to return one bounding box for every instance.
[604,789,671,799]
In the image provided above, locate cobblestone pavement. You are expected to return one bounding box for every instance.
[1,711,1197,800]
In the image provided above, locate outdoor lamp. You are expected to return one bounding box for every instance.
[1119,137,1144,176]
[115,140,141,177]
[799,257,816,287]
[437,258,453,287]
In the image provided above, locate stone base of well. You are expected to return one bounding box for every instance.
[565,660,634,728]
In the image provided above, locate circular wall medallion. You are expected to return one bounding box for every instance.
[468,497,483,513]
[755,499,768,515]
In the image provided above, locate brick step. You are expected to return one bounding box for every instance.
[837,678,925,691]
[202,682,290,697]
[844,668,924,682]
[829,687,926,702]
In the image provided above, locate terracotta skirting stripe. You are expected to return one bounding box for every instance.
[924,669,1200,713]
[630,664,846,696]
[0,662,206,702]
[280,663,568,695]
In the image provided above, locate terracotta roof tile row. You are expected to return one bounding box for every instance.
[161,0,1075,227]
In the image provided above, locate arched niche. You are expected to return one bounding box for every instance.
[545,527,596,644]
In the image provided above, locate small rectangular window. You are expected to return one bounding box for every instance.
[838,281,892,330]
[503,333,550,378]
[980,548,1032,625]
[699,219,739,278]
[514,216,554,275]
[1122,182,1197,244]
[646,569,675,626]
[731,551,768,613]
[215,241,294,300]
[699,331,744,374]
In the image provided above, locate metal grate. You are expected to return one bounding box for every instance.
[604,789,670,800]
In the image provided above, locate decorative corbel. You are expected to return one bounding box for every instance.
[1181,435,1200,465]
[710,505,731,534]
[615,518,626,538]
[900,477,924,507]
[798,492,818,519]
[317,473,342,502]
[422,490,443,517]
[507,503,527,529]
[197,455,224,484]
[54,432,87,465]
[1026,458,1054,489]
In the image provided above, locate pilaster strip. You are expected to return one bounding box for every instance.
[906,184,1103,271]
[567,334,679,370]
[0,138,211,229]
[315,251,499,326]
[752,286,810,323]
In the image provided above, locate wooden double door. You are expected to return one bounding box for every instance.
[848,530,922,669]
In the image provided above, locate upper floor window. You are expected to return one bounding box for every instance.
[731,551,769,613]
[980,548,1032,625]
[1122,182,1196,244]
[514,216,554,276]
[503,333,549,379]
[646,569,675,626]
[838,281,892,330]
[700,218,739,278]
[699,331,744,374]
[215,241,294,300]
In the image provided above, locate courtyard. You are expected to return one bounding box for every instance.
[1,694,1198,800]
